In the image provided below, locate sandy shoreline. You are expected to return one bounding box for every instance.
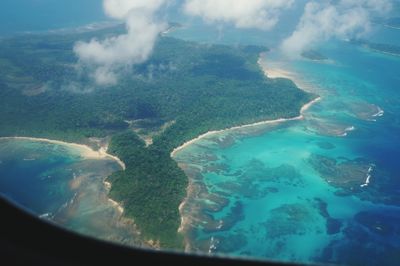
[173,56,321,240]
[108,198,124,214]
[172,96,321,237]
[103,180,125,214]
[171,97,321,158]
[263,67,294,79]
[0,136,127,222]
[0,136,126,170]
[171,57,321,158]
[257,57,315,91]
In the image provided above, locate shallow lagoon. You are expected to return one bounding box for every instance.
[174,32,400,264]
[0,139,142,247]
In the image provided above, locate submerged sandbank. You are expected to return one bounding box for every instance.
[173,56,321,239]
[171,96,320,238]
[0,136,131,240]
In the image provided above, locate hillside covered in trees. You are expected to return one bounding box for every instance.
[0,27,315,248]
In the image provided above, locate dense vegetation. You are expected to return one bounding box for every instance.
[0,27,315,248]
[107,131,187,248]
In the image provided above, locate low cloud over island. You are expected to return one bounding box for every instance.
[74,0,168,85]
[74,0,394,85]
[183,0,294,30]
[282,0,393,58]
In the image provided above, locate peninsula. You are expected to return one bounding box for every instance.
[0,27,317,248]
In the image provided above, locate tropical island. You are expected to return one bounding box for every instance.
[0,26,316,248]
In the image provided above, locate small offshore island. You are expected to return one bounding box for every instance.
[0,26,316,248]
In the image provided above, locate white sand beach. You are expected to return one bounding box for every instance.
[173,55,322,238]
[0,137,126,170]
[171,96,320,158]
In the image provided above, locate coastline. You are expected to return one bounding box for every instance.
[173,56,321,240]
[171,97,321,158]
[0,136,126,170]
[177,176,198,252]
[172,55,320,158]
[108,197,125,214]
[0,136,128,231]
[257,57,315,92]
[103,180,125,214]
[172,96,321,237]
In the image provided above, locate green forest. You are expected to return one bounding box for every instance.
[0,26,316,248]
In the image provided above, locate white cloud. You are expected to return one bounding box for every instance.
[103,0,166,19]
[74,0,394,83]
[74,0,168,85]
[281,0,393,58]
[183,0,294,30]
[91,66,118,86]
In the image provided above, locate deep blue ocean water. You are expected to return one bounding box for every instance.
[172,18,400,266]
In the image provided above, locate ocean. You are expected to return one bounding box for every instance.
[0,1,399,265]
[0,0,107,36]
[0,139,141,246]
[172,20,400,266]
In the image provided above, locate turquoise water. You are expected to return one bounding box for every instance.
[0,139,142,246]
[173,25,400,265]
[0,140,81,214]
[0,1,399,264]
